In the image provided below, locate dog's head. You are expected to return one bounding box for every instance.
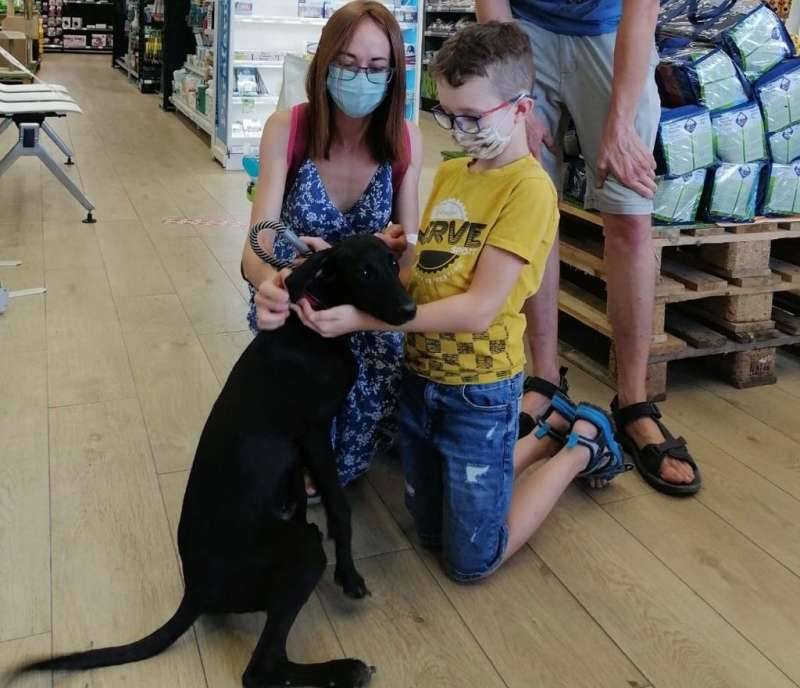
[285,235,416,326]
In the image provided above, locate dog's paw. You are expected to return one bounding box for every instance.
[328,659,375,687]
[245,659,374,688]
[334,565,369,599]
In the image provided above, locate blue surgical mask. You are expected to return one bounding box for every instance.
[326,65,389,119]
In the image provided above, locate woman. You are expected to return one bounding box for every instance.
[242,0,423,486]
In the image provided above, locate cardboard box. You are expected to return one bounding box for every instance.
[3,15,39,39]
[0,29,30,67]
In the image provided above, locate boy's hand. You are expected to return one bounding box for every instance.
[293,300,369,338]
[375,224,407,258]
[254,269,292,330]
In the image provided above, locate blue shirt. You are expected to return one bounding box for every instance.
[512,0,622,36]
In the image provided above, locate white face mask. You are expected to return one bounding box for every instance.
[451,106,516,160]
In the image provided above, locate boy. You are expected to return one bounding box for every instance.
[297,22,629,581]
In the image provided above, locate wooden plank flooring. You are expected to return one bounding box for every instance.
[1,55,800,688]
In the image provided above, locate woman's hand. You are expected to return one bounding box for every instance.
[293,299,368,338]
[375,223,407,258]
[254,269,292,330]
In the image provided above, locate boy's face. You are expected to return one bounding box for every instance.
[436,73,524,133]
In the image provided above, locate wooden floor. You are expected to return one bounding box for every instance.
[2,55,800,688]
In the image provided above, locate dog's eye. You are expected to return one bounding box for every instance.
[360,266,377,282]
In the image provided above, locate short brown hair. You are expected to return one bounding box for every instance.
[305,1,407,164]
[431,22,535,101]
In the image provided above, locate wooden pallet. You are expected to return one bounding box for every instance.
[557,204,800,398]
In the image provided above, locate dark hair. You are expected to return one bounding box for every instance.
[431,22,535,100]
[305,0,407,164]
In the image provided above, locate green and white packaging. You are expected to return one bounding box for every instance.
[693,48,749,112]
[726,6,791,82]
[707,162,764,222]
[653,170,707,224]
[659,108,714,177]
[757,67,800,133]
[712,102,767,163]
[762,162,800,216]
[768,125,800,164]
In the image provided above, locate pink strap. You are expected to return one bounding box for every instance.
[286,103,309,185]
[391,122,411,196]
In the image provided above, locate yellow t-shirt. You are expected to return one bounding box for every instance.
[406,154,558,385]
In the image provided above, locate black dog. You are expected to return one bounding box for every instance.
[14,235,416,688]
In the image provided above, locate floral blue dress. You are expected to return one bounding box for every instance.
[247,159,404,485]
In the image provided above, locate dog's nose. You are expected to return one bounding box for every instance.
[398,302,417,320]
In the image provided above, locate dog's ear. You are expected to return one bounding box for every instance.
[285,249,332,302]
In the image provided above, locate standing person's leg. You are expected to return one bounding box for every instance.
[565,33,700,493]
[516,21,570,421]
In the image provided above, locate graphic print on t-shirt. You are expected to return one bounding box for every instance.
[417,198,487,282]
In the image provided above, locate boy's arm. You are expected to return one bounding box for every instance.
[475,0,513,22]
[295,245,526,337]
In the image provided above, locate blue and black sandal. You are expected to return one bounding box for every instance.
[518,367,571,440]
[532,391,577,445]
[566,403,633,484]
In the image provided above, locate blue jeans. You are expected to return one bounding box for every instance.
[395,370,523,582]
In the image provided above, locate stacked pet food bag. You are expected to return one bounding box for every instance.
[652,0,800,224]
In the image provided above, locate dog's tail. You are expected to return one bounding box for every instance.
[13,596,197,676]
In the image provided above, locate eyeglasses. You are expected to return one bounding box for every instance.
[331,63,395,85]
[431,94,530,134]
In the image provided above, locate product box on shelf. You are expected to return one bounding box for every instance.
[63,33,86,48]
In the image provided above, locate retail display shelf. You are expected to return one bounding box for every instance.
[426,4,475,11]
[115,56,138,78]
[232,94,278,104]
[234,15,327,26]
[233,60,283,68]
[424,30,455,37]
[63,1,113,5]
[233,15,412,30]
[170,96,213,135]
[63,47,112,53]
[62,27,113,33]
[183,62,208,77]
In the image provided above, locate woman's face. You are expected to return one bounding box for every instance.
[334,18,391,76]
[326,17,394,119]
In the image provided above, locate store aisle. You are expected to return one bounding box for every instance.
[3,55,800,688]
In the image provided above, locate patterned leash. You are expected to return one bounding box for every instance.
[248,220,313,270]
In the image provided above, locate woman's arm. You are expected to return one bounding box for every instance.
[295,245,527,337]
[241,110,293,289]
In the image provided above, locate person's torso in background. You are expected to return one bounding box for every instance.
[511,0,622,36]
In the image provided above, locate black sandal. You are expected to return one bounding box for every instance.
[518,367,570,440]
[611,398,702,497]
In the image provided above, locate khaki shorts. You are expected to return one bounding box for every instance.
[518,20,661,216]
